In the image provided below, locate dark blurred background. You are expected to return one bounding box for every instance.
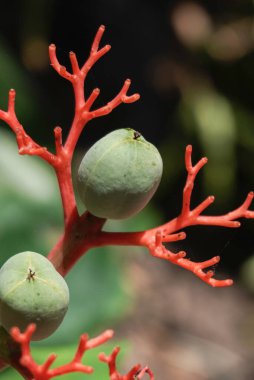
[1,0,254,379]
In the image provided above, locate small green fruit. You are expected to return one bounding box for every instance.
[0,252,69,341]
[77,128,163,219]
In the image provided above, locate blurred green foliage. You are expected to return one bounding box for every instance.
[180,87,237,202]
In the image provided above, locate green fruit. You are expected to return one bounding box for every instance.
[0,252,69,341]
[77,128,163,219]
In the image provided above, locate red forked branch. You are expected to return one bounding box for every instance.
[48,25,139,158]
[10,324,114,380]
[95,145,254,287]
[10,324,153,380]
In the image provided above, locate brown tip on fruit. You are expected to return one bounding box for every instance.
[27,268,36,281]
[133,131,141,140]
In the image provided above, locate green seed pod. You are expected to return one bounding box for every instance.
[0,252,69,341]
[77,128,163,219]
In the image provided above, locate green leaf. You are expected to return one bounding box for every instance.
[180,87,237,202]
[0,129,61,266]
[0,37,39,124]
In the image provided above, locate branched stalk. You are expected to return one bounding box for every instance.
[0,26,253,283]
[0,24,254,379]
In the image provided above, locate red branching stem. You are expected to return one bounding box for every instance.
[49,25,139,159]
[91,145,254,287]
[0,25,139,229]
[9,324,153,380]
[81,25,112,79]
[10,324,114,380]
[90,79,140,119]
[0,24,253,288]
[99,347,154,380]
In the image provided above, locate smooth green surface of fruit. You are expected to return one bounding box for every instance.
[0,252,69,341]
[77,128,163,219]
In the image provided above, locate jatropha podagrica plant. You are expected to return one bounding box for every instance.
[0,25,253,379]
